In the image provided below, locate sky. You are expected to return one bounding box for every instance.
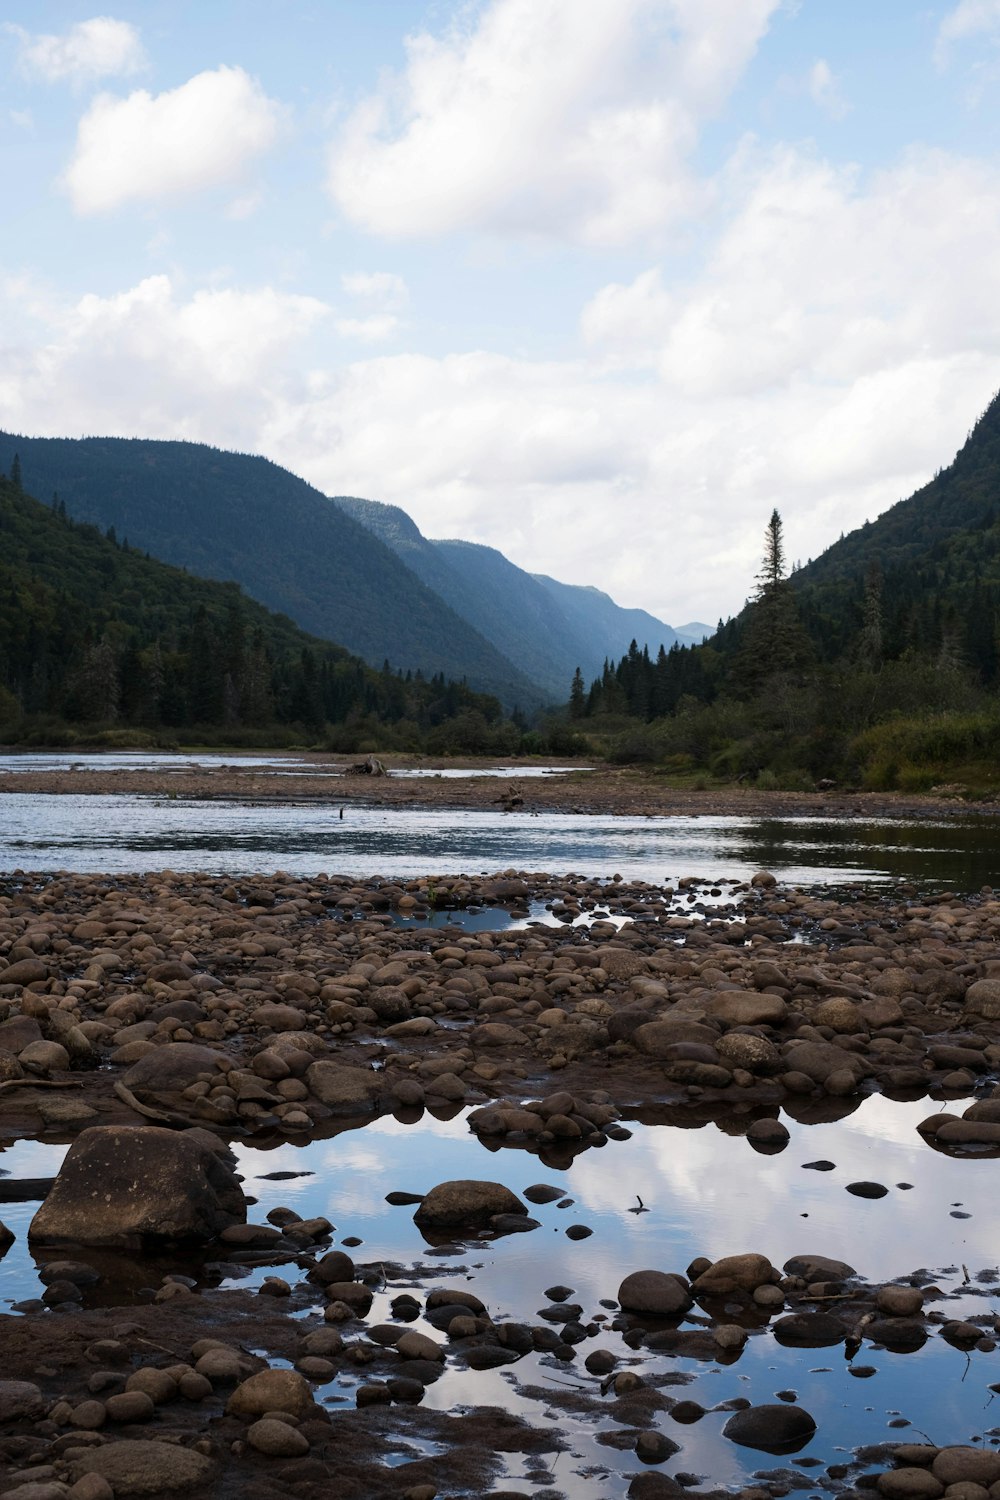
[4,2,1000,629]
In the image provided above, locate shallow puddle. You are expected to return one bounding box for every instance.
[3,1096,1000,1493]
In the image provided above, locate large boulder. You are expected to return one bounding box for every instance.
[722,1403,817,1453]
[305,1060,383,1113]
[693,1253,776,1297]
[122,1042,228,1099]
[227,1368,315,1420]
[617,1270,692,1317]
[29,1126,246,1248]
[707,991,787,1027]
[71,1439,216,1495]
[414,1180,528,1229]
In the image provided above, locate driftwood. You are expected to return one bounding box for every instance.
[347,755,388,777]
[0,1177,55,1202]
[0,1078,83,1091]
[113,1079,188,1127]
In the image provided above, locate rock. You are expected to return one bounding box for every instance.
[305,1061,383,1113]
[783,1253,856,1281]
[876,1285,924,1317]
[617,1269,692,1316]
[0,1379,45,1420]
[635,1430,681,1463]
[784,1040,866,1085]
[877,1470,945,1499]
[931,1448,1000,1487]
[69,1476,115,1500]
[247,1417,310,1456]
[963,978,1000,1019]
[716,1033,781,1071]
[0,957,49,986]
[693,1253,776,1296]
[122,1043,227,1095]
[310,1250,356,1284]
[29,1126,245,1247]
[814,997,866,1032]
[865,1318,927,1349]
[707,991,787,1026]
[70,1440,216,1494]
[746,1118,789,1149]
[414,1180,528,1229]
[773,1311,847,1346]
[0,1015,43,1052]
[20,1040,71,1073]
[523,1184,564,1204]
[105,1390,155,1423]
[396,1330,445,1362]
[227,1368,316,1420]
[722,1402,817,1453]
[846,1180,889,1199]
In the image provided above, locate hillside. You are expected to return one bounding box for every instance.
[570,389,1000,792]
[789,392,1000,676]
[336,495,682,698]
[0,434,543,710]
[0,474,508,741]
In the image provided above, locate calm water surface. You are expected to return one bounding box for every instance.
[2,1097,998,1492]
[2,792,999,886]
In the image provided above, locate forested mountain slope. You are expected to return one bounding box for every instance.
[0,473,505,738]
[0,434,542,709]
[336,495,682,698]
[790,392,1000,676]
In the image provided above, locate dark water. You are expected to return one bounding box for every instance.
[3,1097,999,1493]
[2,793,1000,886]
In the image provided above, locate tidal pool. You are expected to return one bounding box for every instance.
[3,1096,999,1494]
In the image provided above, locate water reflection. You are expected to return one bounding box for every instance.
[3,1097,999,1493]
[2,794,999,886]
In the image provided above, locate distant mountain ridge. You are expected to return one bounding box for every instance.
[0,431,692,707]
[0,434,542,709]
[335,495,686,699]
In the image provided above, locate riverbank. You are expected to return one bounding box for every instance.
[1,751,996,821]
[4,855,1000,1496]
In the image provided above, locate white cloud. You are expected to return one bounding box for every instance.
[0,274,328,440]
[807,59,848,118]
[327,0,780,244]
[936,0,1000,60]
[335,314,401,343]
[6,143,1000,625]
[8,15,146,83]
[341,271,409,310]
[62,65,284,214]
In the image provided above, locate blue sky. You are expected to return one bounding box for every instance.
[4,1,1000,626]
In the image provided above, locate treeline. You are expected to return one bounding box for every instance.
[568,507,1000,794]
[0,469,522,752]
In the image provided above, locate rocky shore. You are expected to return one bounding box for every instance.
[2,766,1000,1498]
[1,750,1000,1500]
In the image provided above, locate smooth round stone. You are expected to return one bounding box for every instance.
[105,1390,155,1423]
[246,1418,310,1457]
[846,1180,889,1199]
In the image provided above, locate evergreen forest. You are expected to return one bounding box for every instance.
[566,393,1000,795]
[0,469,520,753]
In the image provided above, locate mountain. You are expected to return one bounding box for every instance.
[674,621,714,646]
[335,495,683,700]
[0,473,507,738]
[0,434,543,710]
[789,390,1000,678]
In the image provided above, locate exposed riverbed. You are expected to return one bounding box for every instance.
[1,757,1000,1499]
